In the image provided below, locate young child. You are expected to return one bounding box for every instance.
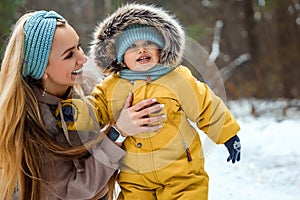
[60,3,241,200]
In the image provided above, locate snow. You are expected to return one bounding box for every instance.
[115,99,300,199]
[202,99,300,200]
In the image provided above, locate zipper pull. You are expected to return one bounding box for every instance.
[183,140,193,162]
[146,75,151,84]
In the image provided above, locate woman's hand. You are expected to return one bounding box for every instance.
[115,92,165,136]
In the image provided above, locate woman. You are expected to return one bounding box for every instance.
[0,10,164,200]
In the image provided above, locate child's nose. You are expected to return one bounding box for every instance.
[138,46,147,53]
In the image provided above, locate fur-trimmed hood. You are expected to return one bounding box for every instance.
[90,3,185,70]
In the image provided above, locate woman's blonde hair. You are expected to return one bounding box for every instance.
[0,12,32,200]
[0,12,116,200]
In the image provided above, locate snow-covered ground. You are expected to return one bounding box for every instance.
[203,99,300,200]
[115,99,300,199]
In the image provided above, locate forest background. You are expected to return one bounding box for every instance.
[1,0,300,103]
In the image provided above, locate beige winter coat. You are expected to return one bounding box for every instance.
[31,84,125,199]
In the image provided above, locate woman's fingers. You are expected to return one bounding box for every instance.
[124,92,134,109]
[139,124,163,133]
[136,113,166,126]
[131,98,158,111]
[133,102,164,119]
[116,96,165,136]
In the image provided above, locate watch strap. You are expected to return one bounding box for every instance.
[108,125,126,143]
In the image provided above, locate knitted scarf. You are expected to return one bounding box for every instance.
[119,65,174,82]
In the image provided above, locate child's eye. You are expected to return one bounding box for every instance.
[128,43,136,49]
[145,41,156,46]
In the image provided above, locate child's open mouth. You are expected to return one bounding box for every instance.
[137,56,151,63]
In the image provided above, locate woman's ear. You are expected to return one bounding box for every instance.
[42,72,48,79]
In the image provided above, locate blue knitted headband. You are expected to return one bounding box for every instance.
[23,10,66,79]
[116,24,165,62]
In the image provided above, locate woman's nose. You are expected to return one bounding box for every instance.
[78,53,87,65]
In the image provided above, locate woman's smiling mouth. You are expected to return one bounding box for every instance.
[71,68,83,75]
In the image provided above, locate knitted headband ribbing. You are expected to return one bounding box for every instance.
[23,10,66,79]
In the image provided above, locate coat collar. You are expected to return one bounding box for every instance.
[33,86,73,105]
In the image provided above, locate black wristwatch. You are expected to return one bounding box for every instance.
[107,125,126,143]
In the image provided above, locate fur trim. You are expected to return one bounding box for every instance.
[81,57,103,93]
[90,3,185,70]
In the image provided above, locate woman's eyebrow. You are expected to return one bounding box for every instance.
[61,46,75,56]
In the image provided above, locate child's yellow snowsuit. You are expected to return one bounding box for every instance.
[88,66,240,200]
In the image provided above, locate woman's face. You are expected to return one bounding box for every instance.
[123,40,160,71]
[43,23,87,97]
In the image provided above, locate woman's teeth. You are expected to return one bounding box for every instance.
[72,68,83,75]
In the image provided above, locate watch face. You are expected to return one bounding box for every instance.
[108,127,120,141]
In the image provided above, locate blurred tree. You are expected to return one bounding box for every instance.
[236,0,300,99]
[19,0,109,51]
[0,0,24,64]
[274,0,300,98]
[1,0,299,99]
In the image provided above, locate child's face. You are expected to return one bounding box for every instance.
[123,40,160,71]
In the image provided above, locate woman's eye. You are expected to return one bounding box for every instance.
[65,52,73,59]
[77,43,82,50]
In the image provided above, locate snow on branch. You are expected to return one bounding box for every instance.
[208,19,250,82]
[220,53,251,82]
[209,20,223,62]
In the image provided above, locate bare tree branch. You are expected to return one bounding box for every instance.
[220,53,251,82]
[209,19,223,62]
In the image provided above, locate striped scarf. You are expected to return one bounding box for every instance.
[120,65,174,82]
